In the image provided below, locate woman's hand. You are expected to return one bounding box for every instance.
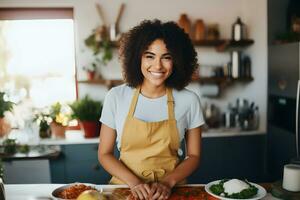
[130,182,151,200]
[149,182,171,200]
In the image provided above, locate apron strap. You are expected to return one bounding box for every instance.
[128,86,175,120]
[127,86,141,117]
[166,88,175,120]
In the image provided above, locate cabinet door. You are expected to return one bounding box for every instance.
[188,135,266,183]
[65,161,110,184]
[50,144,112,184]
[64,144,111,184]
[267,125,296,181]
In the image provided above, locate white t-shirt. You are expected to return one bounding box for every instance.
[100,84,205,150]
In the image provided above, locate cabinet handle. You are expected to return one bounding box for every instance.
[92,164,100,171]
[296,80,300,158]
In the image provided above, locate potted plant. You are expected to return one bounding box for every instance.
[70,96,102,138]
[33,110,52,138]
[49,102,70,138]
[0,92,14,137]
[83,62,97,80]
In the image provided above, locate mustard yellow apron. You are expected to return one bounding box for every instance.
[110,86,180,184]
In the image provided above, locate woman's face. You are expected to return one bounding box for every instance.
[141,39,173,88]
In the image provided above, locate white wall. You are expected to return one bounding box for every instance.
[0,0,268,132]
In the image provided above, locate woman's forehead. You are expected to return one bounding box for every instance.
[145,39,169,53]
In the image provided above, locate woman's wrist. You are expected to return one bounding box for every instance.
[127,177,143,188]
[161,177,176,188]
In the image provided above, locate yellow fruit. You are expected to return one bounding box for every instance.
[76,190,107,200]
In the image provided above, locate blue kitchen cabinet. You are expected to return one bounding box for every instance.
[188,134,267,184]
[50,144,111,184]
[50,134,266,184]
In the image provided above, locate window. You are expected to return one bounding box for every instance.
[0,8,77,108]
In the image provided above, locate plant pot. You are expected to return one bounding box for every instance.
[87,71,96,80]
[50,122,66,139]
[0,117,11,138]
[39,128,51,139]
[80,121,101,138]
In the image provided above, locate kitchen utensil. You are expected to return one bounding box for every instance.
[204,103,221,128]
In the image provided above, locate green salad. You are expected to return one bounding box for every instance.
[209,179,258,199]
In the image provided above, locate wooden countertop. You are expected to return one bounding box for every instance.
[4,184,279,200]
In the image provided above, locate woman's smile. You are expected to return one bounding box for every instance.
[149,71,166,78]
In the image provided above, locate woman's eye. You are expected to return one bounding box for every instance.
[145,55,154,59]
[163,56,172,60]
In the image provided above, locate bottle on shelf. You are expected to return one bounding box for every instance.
[178,14,192,38]
[194,19,205,41]
[231,51,242,79]
[242,56,252,78]
[231,17,247,41]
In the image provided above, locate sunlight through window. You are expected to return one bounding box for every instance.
[0,19,76,108]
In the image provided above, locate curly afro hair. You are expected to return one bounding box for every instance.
[119,19,198,90]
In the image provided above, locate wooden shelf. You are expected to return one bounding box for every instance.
[192,76,254,85]
[192,76,253,97]
[107,39,254,52]
[78,79,124,88]
[216,39,254,52]
[192,39,254,51]
[193,39,225,47]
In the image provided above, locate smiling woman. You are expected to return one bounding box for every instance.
[0,8,77,108]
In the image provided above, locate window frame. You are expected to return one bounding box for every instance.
[0,7,80,130]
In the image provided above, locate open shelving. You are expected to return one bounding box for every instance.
[78,39,255,94]
[78,79,124,89]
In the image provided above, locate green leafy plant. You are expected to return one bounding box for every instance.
[84,27,113,66]
[2,138,17,154]
[70,96,102,121]
[0,92,14,118]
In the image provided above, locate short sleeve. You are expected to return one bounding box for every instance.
[100,88,117,129]
[187,93,205,130]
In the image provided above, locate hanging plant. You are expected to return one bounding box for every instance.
[84,25,113,66]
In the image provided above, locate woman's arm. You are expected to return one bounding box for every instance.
[162,126,202,187]
[150,126,202,199]
[98,124,150,199]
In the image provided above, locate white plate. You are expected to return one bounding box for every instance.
[205,180,267,200]
[52,183,103,200]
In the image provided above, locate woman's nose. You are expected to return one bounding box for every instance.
[153,58,163,69]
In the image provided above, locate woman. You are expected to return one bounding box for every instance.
[98,19,205,200]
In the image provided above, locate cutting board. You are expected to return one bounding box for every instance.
[103,186,218,200]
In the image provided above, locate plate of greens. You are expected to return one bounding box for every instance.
[205,179,267,200]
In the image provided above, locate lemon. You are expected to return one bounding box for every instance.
[76,190,108,200]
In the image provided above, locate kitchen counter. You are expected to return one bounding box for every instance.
[34,129,266,145]
[5,128,266,146]
[4,184,280,200]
